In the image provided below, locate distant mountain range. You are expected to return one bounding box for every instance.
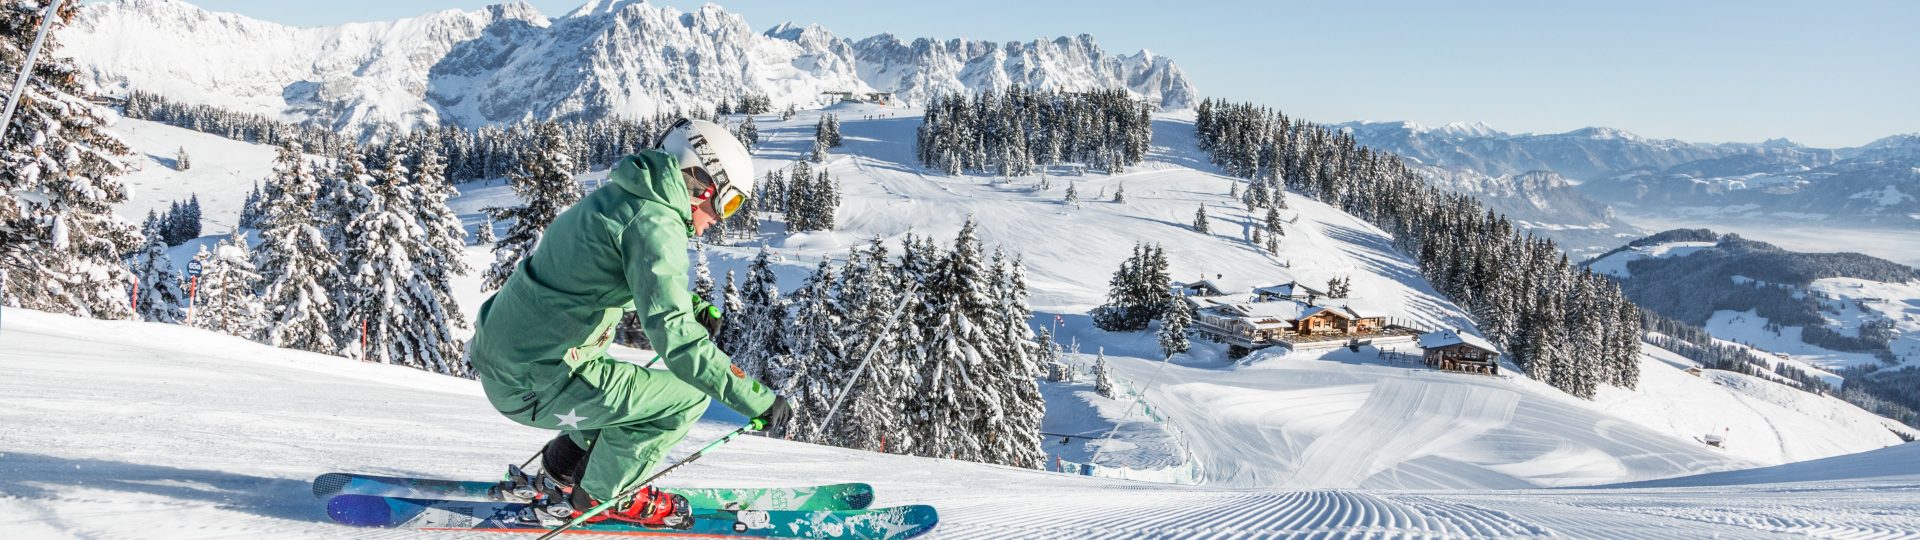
[64,0,1195,135]
[1338,121,1920,227]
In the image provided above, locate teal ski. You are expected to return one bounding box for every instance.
[312,472,874,512]
[326,494,937,539]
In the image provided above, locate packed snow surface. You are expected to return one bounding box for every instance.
[6,309,1920,539]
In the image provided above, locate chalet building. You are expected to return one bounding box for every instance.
[1192,297,1416,357]
[1417,330,1500,375]
[865,92,895,105]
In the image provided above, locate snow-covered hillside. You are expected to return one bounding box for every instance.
[109,118,276,232]
[1587,232,1920,373]
[63,0,1194,134]
[6,308,1919,538]
[91,101,1914,496]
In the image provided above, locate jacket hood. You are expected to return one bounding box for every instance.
[609,150,693,227]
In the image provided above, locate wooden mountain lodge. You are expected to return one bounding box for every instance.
[1417,330,1500,375]
[1185,282,1419,357]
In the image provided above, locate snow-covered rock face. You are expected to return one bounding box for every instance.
[849,33,1193,112]
[63,0,1196,134]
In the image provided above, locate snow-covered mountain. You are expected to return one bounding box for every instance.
[1337,121,1733,180]
[1404,164,1644,259]
[1338,120,1919,227]
[62,0,1195,135]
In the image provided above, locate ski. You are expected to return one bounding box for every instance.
[326,494,938,539]
[312,472,875,512]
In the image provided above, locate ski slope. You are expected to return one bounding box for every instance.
[5,308,1919,539]
[60,102,1920,537]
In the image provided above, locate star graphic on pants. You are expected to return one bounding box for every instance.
[553,408,588,429]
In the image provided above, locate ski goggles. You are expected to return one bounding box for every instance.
[688,167,748,219]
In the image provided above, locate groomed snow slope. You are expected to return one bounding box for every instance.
[6,308,1919,539]
[109,117,278,235]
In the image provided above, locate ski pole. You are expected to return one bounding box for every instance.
[813,281,919,441]
[535,421,761,539]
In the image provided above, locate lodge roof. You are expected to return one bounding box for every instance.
[1418,330,1499,353]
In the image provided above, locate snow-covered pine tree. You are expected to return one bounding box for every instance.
[736,115,759,151]
[474,216,495,245]
[827,239,906,453]
[808,140,827,164]
[819,114,843,148]
[0,0,142,319]
[908,220,995,463]
[718,269,743,353]
[1193,205,1210,233]
[985,251,1047,468]
[1093,348,1117,399]
[140,209,163,242]
[1228,181,1238,198]
[786,161,811,218]
[322,148,374,345]
[760,167,787,219]
[690,243,717,308]
[184,195,202,238]
[1064,181,1079,207]
[1251,227,1264,246]
[237,181,263,228]
[343,147,466,375]
[405,142,471,372]
[1609,287,1641,389]
[483,121,580,291]
[1111,182,1125,203]
[812,169,837,231]
[191,230,264,339]
[130,238,186,323]
[1265,206,1284,235]
[1564,271,1604,399]
[729,246,789,379]
[255,144,337,354]
[775,260,843,441]
[175,146,190,170]
[1159,297,1192,358]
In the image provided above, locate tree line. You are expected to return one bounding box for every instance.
[915,87,1151,176]
[710,221,1050,469]
[1195,98,1643,398]
[130,140,472,376]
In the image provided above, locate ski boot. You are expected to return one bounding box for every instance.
[585,485,693,530]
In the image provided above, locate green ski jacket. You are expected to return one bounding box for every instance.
[469,150,774,419]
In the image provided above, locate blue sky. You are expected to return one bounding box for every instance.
[135,0,1917,147]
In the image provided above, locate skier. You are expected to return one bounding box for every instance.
[468,118,791,528]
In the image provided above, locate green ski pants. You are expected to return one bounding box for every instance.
[483,356,712,501]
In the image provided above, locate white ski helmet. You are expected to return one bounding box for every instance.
[658,118,754,218]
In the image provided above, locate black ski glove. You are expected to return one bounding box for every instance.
[691,292,723,338]
[752,395,792,434]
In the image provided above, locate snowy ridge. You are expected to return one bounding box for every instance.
[1337,118,1919,226]
[63,0,1195,135]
